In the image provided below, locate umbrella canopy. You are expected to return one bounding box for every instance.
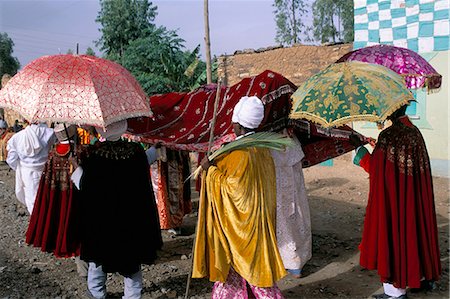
[290,61,414,128]
[0,54,152,127]
[336,44,442,91]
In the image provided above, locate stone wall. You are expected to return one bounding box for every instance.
[217,43,353,87]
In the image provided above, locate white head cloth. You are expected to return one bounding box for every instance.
[231,96,264,129]
[96,120,128,141]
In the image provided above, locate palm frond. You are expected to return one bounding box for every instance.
[190,132,294,179]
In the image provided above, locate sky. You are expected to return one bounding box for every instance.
[0,0,313,68]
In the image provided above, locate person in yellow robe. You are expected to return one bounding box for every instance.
[193,96,286,299]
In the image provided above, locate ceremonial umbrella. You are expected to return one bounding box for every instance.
[290,61,414,128]
[0,54,152,128]
[336,44,442,91]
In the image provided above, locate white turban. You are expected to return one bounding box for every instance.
[231,96,264,129]
[96,120,128,141]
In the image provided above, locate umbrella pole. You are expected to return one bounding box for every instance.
[63,123,76,156]
[184,81,222,299]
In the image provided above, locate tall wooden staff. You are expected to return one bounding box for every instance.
[184,80,222,299]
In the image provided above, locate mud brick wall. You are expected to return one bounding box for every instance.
[217,43,353,87]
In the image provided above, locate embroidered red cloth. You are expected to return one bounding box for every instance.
[126,70,294,152]
[359,116,441,288]
[127,70,366,167]
[26,145,81,258]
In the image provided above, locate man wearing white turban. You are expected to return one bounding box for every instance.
[71,120,162,299]
[231,95,265,130]
[6,122,56,214]
[193,96,286,298]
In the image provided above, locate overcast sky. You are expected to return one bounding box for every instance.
[0,0,313,68]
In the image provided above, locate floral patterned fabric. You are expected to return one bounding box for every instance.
[150,150,191,230]
[336,45,442,90]
[271,136,311,271]
[0,55,152,127]
[290,62,414,128]
[211,268,284,299]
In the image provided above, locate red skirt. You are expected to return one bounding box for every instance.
[26,150,80,258]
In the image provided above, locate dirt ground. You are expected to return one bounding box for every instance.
[0,154,448,299]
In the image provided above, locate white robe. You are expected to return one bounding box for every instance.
[6,124,56,214]
[271,136,312,271]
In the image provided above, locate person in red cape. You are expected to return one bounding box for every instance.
[25,124,89,273]
[351,105,441,299]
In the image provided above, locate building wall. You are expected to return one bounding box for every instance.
[354,50,449,177]
[217,44,353,87]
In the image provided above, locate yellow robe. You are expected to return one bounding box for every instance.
[192,147,287,288]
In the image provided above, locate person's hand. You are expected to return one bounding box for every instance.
[367,137,377,148]
[349,134,363,148]
[68,156,79,169]
[200,156,212,170]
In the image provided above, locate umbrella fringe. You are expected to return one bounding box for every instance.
[261,85,296,104]
[0,108,153,129]
[290,95,412,128]
[400,73,442,92]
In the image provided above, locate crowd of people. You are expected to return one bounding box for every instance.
[0,95,442,299]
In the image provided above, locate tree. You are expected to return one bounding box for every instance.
[338,0,354,43]
[0,33,20,79]
[85,47,96,56]
[311,0,354,44]
[95,0,157,59]
[95,0,208,94]
[273,0,307,45]
[121,27,206,95]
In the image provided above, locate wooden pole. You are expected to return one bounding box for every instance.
[184,81,222,299]
[207,81,222,155]
[204,0,212,84]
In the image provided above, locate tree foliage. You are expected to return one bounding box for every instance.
[121,27,206,94]
[273,0,307,45]
[96,0,157,58]
[96,0,211,95]
[311,0,354,44]
[85,47,96,56]
[0,32,20,79]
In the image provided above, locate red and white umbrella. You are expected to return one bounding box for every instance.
[0,54,152,127]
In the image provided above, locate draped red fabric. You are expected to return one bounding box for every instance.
[127,70,366,167]
[26,144,81,258]
[359,116,441,289]
[126,70,295,152]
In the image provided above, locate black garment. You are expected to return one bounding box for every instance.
[79,140,162,275]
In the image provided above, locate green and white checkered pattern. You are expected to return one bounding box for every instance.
[354,0,450,52]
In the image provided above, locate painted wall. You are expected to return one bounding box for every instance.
[353,0,450,177]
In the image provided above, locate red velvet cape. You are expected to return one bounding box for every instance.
[26,143,81,258]
[360,117,441,288]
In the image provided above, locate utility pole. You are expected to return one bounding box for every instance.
[204,0,212,84]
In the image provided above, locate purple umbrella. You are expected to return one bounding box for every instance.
[336,44,442,91]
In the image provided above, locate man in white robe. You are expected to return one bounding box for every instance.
[271,134,312,278]
[6,122,56,214]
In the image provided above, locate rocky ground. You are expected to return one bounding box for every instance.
[0,154,448,299]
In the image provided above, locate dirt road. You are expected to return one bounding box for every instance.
[0,154,448,299]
